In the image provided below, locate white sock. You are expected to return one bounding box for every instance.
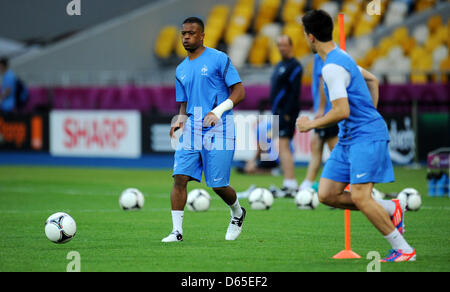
[374,198,396,216]
[283,179,298,189]
[384,229,413,253]
[229,198,243,218]
[171,210,184,234]
[300,179,313,190]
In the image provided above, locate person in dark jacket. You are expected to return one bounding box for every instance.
[269,35,303,198]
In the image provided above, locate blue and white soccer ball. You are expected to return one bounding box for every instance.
[187,189,211,212]
[119,188,145,210]
[44,212,77,243]
[248,188,274,210]
[295,188,319,210]
[397,188,422,211]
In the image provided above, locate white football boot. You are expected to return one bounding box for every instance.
[225,207,246,241]
[161,230,183,242]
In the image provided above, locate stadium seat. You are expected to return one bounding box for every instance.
[433,45,448,70]
[281,0,306,24]
[427,14,442,34]
[320,1,339,19]
[224,0,254,45]
[353,22,372,38]
[388,46,404,61]
[411,50,432,84]
[205,5,230,49]
[434,25,449,45]
[363,48,379,69]
[392,26,409,44]
[410,73,428,84]
[410,47,426,64]
[175,33,187,58]
[439,57,450,82]
[248,35,270,66]
[282,23,309,59]
[259,23,283,66]
[401,37,417,56]
[225,26,243,45]
[354,36,374,60]
[412,24,429,45]
[253,0,281,33]
[341,0,361,35]
[415,0,436,12]
[228,34,253,68]
[384,1,409,27]
[204,26,222,48]
[378,37,396,57]
[154,26,177,59]
[260,23,282,42]
[312,0,329,10]
[353,12,381,38]
[380,45,411,84]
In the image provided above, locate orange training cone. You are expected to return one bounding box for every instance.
[332,15,361,259]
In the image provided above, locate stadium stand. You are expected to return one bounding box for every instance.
[154,26,178,60]
[150,0,449,85]
[0,0,156,48]
[5,0,449,114]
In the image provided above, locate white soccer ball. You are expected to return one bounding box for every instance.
[371,187,386,200]
[119,188,145,210]
[397,188,422,211]
[248,188,274,210]
[187,189,211,212]
[295,188,319,210]
[44,212,77,243]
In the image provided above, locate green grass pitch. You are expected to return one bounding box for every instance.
[0,165,448,272]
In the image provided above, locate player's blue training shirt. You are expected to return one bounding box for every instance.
[175,47,241,142]
[322,47,389,145]
[311,54,331,114]
[1,69,16,113]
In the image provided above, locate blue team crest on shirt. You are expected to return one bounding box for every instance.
[201,65,208,76]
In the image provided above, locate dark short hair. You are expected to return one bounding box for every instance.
[301,10,333,42]
[0,57,8,68]
[182,17,205,32]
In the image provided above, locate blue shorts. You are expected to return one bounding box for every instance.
[321,140,395,185]
[172,134,235,188]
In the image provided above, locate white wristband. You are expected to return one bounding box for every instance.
[211,99,234,119]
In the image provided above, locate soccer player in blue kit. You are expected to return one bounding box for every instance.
[162,17,247,242]
[297,10,416,262]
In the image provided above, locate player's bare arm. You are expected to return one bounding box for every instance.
[170,102,187,138]
[203,82,245,127]
[361,68,379,108]
[297,98,349,132]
